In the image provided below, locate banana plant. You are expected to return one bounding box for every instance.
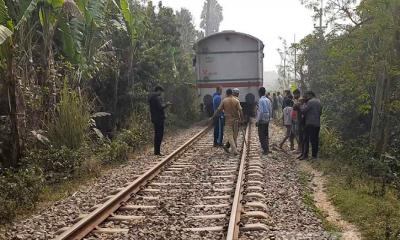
[0,0,40,167]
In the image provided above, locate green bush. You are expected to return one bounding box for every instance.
[0,167,44,223]
[23,147,82,184]
[320,126,343,158]
[48,84,90,149]
[117,128,150,150]
[98,140,129,164]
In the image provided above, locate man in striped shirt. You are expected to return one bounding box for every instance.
[256,87,272,155]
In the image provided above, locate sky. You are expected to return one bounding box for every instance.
[160,0,316,72]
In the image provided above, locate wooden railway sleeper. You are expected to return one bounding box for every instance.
[243,201,268,212]
[246,173,264,178]
[246,186,264,192]
[92,227,129,234]
[245,192,266,199]
[247,165,265,171]
[246,169,264,175]
[188,214,227,219]
[241,211,270,220]
[241,223,269,231]
[246,180,264,185]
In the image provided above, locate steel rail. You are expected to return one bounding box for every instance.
[56,125,211,240]
[226,123,251,240]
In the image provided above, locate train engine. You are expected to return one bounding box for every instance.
[194,31,264,118]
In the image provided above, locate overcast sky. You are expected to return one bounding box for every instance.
[160,0,316,72]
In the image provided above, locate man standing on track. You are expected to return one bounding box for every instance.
[148,86,171,156]
[213,89,242,155]
[231,88,243,147]
[256,87,272,155]
[299,91,322,160]
[213,86,224,147]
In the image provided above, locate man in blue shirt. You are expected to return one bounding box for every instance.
[256,87,272,155]
[213,86,224,147]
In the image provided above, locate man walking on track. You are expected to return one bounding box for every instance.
[213,86,224,147]
[148,86,171,156]
[299,91,322,160]
[213,89,242,155]
[256,87,272,155]
[232,88,243,146]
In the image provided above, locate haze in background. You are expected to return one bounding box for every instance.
[161,0,315,74]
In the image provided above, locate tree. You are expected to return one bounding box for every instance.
[176,8,199,54]
[297,0,400,154]
[200,0,223,37]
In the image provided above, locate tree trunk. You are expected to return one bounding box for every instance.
[112,68,119,130]
[370,61,391,153]
[6,46,21,167]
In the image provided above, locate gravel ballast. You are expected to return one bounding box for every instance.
[1,125,205,240]
[2,122,336,240]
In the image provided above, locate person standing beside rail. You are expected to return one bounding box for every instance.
[213,86,224,147]
[291,89,301,152]
[299,91,322,160]
[295,97,306,159]
[256,87,272,155]
[148,86,171,156]
[213,89,242,155]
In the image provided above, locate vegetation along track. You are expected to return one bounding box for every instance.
[55,122,270,240]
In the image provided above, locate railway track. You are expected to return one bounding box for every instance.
[55,122,269,240]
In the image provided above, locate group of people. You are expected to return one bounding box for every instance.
[148,85,322,160]
[212,87,244,155]
[275,89,322,159]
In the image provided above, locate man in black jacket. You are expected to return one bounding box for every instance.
[299,91,322,160]
[148,86,171,156]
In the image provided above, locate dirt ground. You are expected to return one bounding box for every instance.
[299,162,362,240]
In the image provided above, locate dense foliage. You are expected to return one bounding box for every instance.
[0,0,201,223]
[296,0,400,238]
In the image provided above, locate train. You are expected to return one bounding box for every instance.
[194,31,264,117]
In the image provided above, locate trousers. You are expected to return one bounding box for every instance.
[226,120,240,149]
[153,121,164,154]
[225,122,238,154]
[303,125,320,157]
[280,125,294,149]
[213,117,224,145]
[258,122,269,153]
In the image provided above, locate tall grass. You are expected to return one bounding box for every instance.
[48,84,90,149]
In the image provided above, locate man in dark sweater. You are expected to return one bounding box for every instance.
[148,86,171,156]
[299,91,322,160]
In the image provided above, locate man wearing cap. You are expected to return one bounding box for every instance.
[213,89,242,155]
[232,88,243,146]
[148,86,171,156]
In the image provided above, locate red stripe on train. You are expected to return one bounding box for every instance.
[197,82,262,88]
